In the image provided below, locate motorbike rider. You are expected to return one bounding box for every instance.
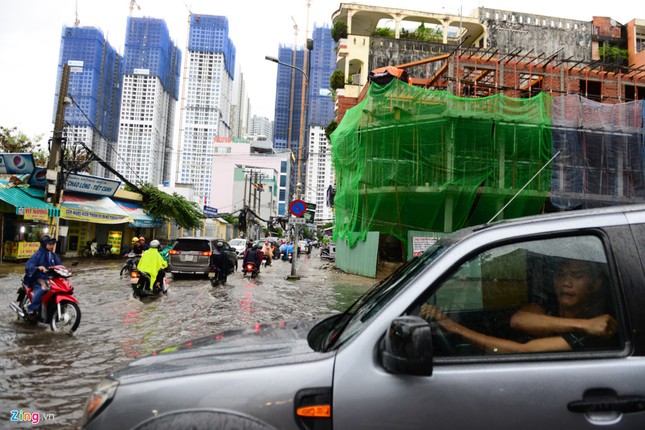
[129,237,143,255]
[24,235,62,319]
[136,239,167,291]
[261,240,273,266]
[209,241,232,283]
[243,241,261,272]
[138,236,150,251]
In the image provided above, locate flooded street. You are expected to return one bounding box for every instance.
[0,251,375,429]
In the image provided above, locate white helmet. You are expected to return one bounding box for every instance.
[150,239,160,248]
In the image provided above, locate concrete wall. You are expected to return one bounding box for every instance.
[478,7,592,61]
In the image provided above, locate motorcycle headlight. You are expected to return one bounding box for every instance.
[82,378,119,425]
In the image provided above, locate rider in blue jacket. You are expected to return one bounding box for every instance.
[24,235,62,319]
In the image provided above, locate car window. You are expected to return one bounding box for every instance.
[414,235,624,357]
[173,239,211,252]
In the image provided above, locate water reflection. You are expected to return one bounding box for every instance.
[0,254,375,428]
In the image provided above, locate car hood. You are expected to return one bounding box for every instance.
[111,317,330,385]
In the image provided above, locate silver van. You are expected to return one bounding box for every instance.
[167,237,237,276]
[83,205,645,429]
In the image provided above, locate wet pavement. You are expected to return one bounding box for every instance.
[0,250,376,429]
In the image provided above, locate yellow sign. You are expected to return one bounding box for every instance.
[23,208,49,222]
[3,241,40,260]
[108,230,123,254]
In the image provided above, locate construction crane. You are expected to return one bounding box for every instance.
[74,0,80,26]
[129,0,141,17]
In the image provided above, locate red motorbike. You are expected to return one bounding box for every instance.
[10,265,81,334]
[241,261,259,278]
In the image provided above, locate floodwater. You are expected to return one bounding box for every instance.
[0,250,376,429]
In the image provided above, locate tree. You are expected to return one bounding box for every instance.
[0,126,47,166]
[331,20,348,42]
[330,70,345,90]
[325,120,338,142]
[130,182,204,230]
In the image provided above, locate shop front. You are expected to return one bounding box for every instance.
[0,187,61,261]
[60,193,133,257]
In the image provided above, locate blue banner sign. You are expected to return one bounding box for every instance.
[203,205,218,217]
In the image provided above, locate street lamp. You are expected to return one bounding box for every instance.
[265,54,309,279]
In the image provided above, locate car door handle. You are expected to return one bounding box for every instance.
[568,395,645,414]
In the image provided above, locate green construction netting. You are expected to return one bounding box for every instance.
[330,79,553,249]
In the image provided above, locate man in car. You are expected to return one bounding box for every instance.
[421,258,618,353]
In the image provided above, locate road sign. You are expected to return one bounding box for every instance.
[203,205,218,218]
[289,217,306,224]
[289,199,306,217]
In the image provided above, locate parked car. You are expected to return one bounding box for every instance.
[82,204,645,430]
[228,238,247,258]
[167,237,237,277]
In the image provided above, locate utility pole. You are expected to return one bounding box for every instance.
[47,64,71,239]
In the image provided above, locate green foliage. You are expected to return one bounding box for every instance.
[330,70,345,90]
[598,45,629,61]
[0,126,47,165]
[399,25,442,41]
[331,20,348,42]
[372,27,395,38]
[325,120,338,142]
[135,183,204,230]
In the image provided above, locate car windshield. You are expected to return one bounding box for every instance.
[320,240,450,352]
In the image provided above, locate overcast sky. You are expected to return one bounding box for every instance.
[0,0,640,143]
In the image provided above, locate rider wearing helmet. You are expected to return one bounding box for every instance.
[243,241,262,271]
[136,239,167,291]
[130,237,143,255]
[209,241,232,283]
[24,235,62,319]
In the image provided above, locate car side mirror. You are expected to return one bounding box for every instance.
[380,316,433,376]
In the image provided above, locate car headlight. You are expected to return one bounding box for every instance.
[82,378,119,425]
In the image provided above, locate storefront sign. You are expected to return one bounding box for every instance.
[61,207,131,224]
[3,241,40,260]
[0,154,35,174]
[21,208,49,222]
[64,173,120,196]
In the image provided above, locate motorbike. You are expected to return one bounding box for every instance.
[120,251,140,277]
[82,241,112,259]
[320,246,334,261]
[9,265,82,334]
[208,265,226,287]
[130,269,168,300]
[241,261,259,278]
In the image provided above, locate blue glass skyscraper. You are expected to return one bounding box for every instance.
[55,26,122,179]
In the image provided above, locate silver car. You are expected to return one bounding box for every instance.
[167,237,237,276]
[82,205,645,429]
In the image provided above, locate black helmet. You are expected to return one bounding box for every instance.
[40,235,57,245]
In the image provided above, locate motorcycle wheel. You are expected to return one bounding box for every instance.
[50,301,81,333]
[120,264,131,277]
